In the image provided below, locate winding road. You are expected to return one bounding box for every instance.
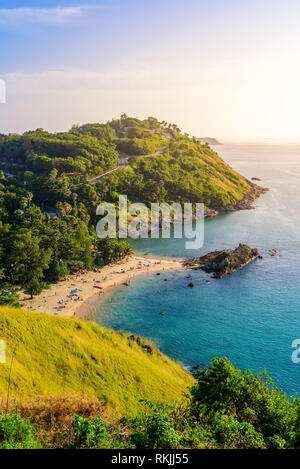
[89,152,129,184]
[89,145,167,185]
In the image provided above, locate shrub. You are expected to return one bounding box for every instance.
[128,401,180,449]
[0,413,40,449]
[72,414,107,449]
[190,357,298,448]
[213,417,266,449]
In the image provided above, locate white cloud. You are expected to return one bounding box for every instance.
[0,6,86,25]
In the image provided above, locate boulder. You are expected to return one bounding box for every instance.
[186,244,260,278]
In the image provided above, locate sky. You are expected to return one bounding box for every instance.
[1,0,300,140]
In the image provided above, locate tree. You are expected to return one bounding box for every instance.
[6,230,52,298]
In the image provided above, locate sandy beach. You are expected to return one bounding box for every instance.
[19,255,183,319]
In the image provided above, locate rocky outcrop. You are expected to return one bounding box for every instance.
[204,208,220,218]
[185,244,260,278]
[211,182,268,217]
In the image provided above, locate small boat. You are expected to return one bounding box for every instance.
[93,285,103,289]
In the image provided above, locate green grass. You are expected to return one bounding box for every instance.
[212,251,230,263]
[0,307,193,416]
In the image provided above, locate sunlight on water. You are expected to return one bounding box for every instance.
[94,143,300,396]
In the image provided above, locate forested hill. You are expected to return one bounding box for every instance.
[98,136,251,210]
[0,115,258,300]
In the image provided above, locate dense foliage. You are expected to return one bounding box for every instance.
[73,114,169,155]
[0,413,40,449]
[2,357,299,449]
[0,178,132,299]
[96,136,250,209]
[0,115,251,300]
[0,124,134,300]
[0,129,118,177]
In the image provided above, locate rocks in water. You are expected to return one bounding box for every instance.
[204,182,268,218]
[268,248,280,257]
[188,282,194,288]
[185,244,260,279]
[204,208,220,218]
[220,182,269,213]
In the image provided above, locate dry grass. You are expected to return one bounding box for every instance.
[5,394,105,448]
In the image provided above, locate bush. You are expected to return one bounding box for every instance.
[0,413,40,449]
[190,357,298,448]
[72,414,107,449]
[127,401,180,449]
[213,417,266,449]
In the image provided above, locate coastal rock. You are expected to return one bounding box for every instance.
[206,182,269,218]
[221,182,268,213]
[188,282,194,288]
[268,249,281,257]
[204,208,220,218]
[147,182,268,226]
[185,244,260,278]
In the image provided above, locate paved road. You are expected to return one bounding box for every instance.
[89,152,129,185]
[89,146,167,185]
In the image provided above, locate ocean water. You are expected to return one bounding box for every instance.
[94,143,300,396]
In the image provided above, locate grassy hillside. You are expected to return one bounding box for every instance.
[96,136,252,209]
[0,307,193,416]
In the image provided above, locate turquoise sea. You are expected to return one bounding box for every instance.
[94,143,300,396]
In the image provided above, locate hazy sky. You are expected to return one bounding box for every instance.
[1,0,300,139]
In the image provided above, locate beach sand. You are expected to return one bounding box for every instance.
[19,255,183,319]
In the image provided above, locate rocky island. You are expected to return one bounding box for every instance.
[185,244,261,278]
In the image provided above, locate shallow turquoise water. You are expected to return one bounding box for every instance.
[94,143,300,396]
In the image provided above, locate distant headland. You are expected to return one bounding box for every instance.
[198,137,223,145]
